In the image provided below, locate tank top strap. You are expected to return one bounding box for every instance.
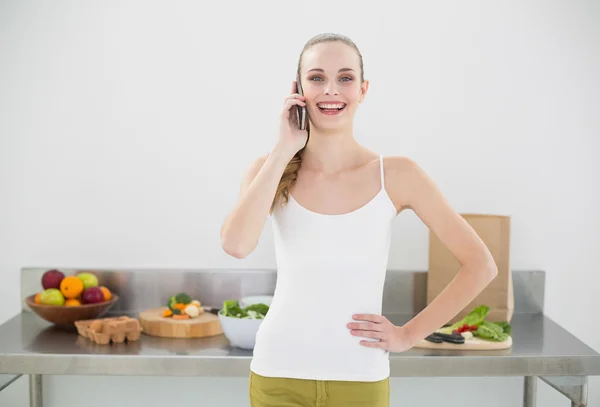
[379,154,385,186]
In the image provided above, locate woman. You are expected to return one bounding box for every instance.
[220,33,498,407]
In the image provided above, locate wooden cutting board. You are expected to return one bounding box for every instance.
[414,335,512,350]
[138,308,223,338]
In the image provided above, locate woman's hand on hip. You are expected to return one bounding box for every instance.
[347,314,415,353]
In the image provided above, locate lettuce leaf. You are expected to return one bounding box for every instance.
[448,305,490,331]
[244,303,269,317]
[436,305,513,341]
[475,324,509,342]
[222,300,245,318]
[495,321,512,335]
[221,300,270,319]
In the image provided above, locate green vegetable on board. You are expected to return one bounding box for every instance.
[175,292,192,305]
[167,296,177,311]
[438,305,512,342]
[475,324,509,342]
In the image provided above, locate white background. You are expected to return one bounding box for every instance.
[1,1,599,406]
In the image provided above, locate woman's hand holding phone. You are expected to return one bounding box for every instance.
[275,81,308,159]
[221,82,308,259]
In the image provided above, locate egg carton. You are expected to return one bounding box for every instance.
[75,316,142,345]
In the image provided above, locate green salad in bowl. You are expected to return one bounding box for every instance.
[218,299,270,349]
[220,299,269,319]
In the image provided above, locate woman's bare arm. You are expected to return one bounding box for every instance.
[220,146,294,259]
[386,156,498,343]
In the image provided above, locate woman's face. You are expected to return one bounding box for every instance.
[299,42,369,132]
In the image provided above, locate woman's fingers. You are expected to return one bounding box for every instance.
[347,321,381,331]
[282,97,306,113]
[360,340,386,348]
[353,314,386,323]
[351,329,385,340]
[281,98,306,123]
[286,93,306,102]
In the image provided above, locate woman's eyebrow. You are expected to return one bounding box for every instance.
[307,68,355,73]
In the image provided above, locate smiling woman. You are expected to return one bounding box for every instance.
[219,32,498,407]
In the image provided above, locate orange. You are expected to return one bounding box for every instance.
[34,292,42,304]
[100,286,111,301]
[65,298,81,306]
[60,276,84,299]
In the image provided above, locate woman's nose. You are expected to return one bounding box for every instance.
[324,83,340,95]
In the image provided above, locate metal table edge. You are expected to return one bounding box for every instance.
[2,353,600,377]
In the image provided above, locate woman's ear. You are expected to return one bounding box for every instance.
[359,79,370,103]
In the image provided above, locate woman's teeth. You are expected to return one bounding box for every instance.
[316,103,347,115]
[317,103,346,110]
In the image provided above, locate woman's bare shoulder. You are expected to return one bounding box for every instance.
[383,155,419,173]
[382,155,432,211]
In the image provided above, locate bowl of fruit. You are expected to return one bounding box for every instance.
[26,269,119,327]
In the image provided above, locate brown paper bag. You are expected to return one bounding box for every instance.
[427,214,514,323]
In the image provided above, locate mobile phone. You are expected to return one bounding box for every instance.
[296,77,307,130]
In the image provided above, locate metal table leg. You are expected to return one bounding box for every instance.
[523,376,537,407]
[29,374,42,407]
[0,374,22,393]
[540,376,588,407]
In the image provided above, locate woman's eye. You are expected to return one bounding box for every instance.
[308,76,353,82]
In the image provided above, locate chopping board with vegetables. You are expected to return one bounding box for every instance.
[414,305,513,350]
[138,292,223,339]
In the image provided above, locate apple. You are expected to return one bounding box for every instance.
[41,269,65,290]
[40,288,65,306]
[77,272,98,289]
[81,287,105,304]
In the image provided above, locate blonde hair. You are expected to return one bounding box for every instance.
[270,33,365,213]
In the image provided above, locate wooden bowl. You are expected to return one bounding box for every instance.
[25,294,119,327]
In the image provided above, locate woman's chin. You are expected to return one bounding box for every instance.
[310,117,353,133]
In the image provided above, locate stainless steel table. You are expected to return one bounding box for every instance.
[1,267,598,406]
[0,311,598,406]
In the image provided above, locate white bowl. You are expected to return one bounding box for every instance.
[239,295,273,308]
[218,312,264,349]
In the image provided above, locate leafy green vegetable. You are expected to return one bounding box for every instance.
[221,300,269,319]
[167,296,178,311]
[475,324,509,342]
[244,303,269,316]
[482,320,503,334]
[448,305,490,331]
[436,305,513,342]
[473,320,512,342]
[175,292,192,304]
[495,321,512,335]
[222,300,244,318]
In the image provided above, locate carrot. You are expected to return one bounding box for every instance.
[163,309,173,317]
[174,303,186,310]
[173,314,189,320]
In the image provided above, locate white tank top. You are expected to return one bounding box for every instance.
[250,155,398,382]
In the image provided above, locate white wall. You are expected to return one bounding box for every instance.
[1,1,598,406]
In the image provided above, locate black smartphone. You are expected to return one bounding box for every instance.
[296,77,307,130]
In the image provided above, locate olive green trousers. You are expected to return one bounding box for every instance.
[249,371,390,407]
